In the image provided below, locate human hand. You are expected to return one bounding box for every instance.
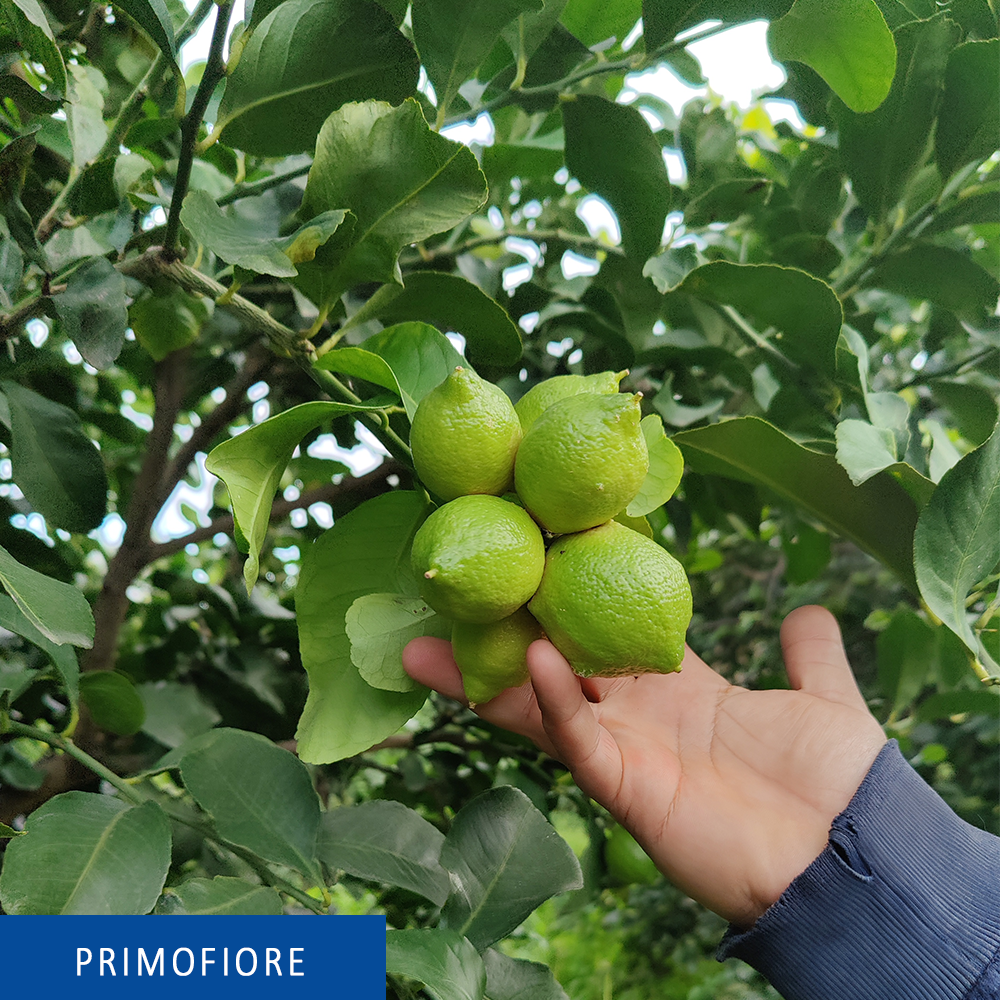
[403,604,887,928]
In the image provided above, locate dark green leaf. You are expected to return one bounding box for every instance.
[562,95,670,262]
[217,0,418,156]
[52,257,128,369]
[317,799,451,904]
[0,380,108,533]
[0,133,47,269]
[930,379,999,447]
[386,929,485,1000]
[935,39,1000,180]
[111,0,176,59]
[0,73,62,114]
[0,593,79,702]
[642,0,793,51]
[440,786,583,950]
[79,672,145,736]
[561,0,640,46]
[916,689,1000,722]
[683,178,773,227]
[0,793,170,914]
[139,681,222,748]
[877,607,935,717]
[295,492,432,763]
[923,185,1000,234]
[157,876,282,915]
[781,519,832,583]
[1,0,66,97]
[483,948,570,1000]
[626,414,683,516]
[178,728,322,879]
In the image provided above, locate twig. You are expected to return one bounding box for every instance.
[216,163,313,207]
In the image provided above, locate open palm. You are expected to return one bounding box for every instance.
[403,604,886,927]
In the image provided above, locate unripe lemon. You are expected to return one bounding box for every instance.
[515,370,627,432]
[411,495,545,624]
[514,392,648,535]
[528,520,691,677]
[410,366,521,501]
[604,825,660,885]
[451,607,544,706]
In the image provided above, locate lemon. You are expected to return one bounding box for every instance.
[451,607,544,706]
[528,520,691,676]
[411,495,545,623]
[515,370,627,432]
[604,825,660,885]
[514,392,649,535]
[410,366,521,501]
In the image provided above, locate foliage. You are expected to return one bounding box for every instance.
[0,0,998,996]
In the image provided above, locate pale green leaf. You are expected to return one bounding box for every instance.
[483,948,571,1000]
[626,414,683,516]
[157,876,282,915]
[386,929,486,1000]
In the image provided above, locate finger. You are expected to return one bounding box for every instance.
[780,605,868,711]
[526,639,625,806]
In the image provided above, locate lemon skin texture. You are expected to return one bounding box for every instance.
[514,393,649,535]
[411,495,545,624]
[515,370,627,432]
[605,825,660,885]
[451,607,544,706]
[411,366,521,501]
[528,520,692,677]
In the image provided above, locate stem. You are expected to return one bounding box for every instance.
[898,347,998,390]
[164,0,235,256]
[216,163,313,207]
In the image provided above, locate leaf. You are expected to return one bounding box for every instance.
[674,416,921,591]
[440,785,583,951]
[935,39,1000,179]
[914,422,1000,671]
[204,400,385,591]
[294,100,487,317]
[0,133,47,270]
[483,949,571,1000]
[344,272,522,369]
[79,672,145,736]
[180,190,348,278]
[139,681,221,748]
[767,0,896,113]
[295,492,432,763]
[128,286,205,362]
[386,929,486,1000]
[317,799,451,904]
[0,822,23,837]
[836,15,962,220]
[667,262,843,377]
[916,689,1000,722]
[217,0,418,156]
[0,380,108,533]
[314,347,403,398]
[66,64,107,167]
[562,95,670,262]
[877,607,935,717]
[111,0,176,61]
[836,418,898,486]
[642,0,793,51]
[52,256,128,369]
[1,0,66,97]
[626,414,683,516]
[346,593,450,692]
[931,379,999,448]
[560,0,641,47]
[177,728,322,879]
[0,593,79,703]
[0,793,170,914]
[781,519,832,584]
[411,0,542,125]
[157,876,282,915]
[683,178,774,228]
[0,543,94,648]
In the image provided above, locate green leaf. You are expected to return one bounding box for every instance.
[346,593,449,692]
[181,190,348,278]
[52,256,128,369]
[935,39,1000,179]
[440,785,583,951]
[562,95,670,262]
[315,347,403,400]
[317,799,451,904]
[216,0,418,156]
[483,948,570,1000]
[914,422,1000,671]
[295,491,432,763]
[930,379,999,448]
[781,519,832,584]
[0,593,79,703]
[0,67,62,114]
[836,418,898,486]
[111,0,176,59]
[204,400,384,591]
[0,380,108,532]
[836,15,962,220]
[139,681,222,748]
[0,543,94,648]
[128,286,205,362]
[178,728,322,879]
[1,0,66,97]
[924,185,1000,234]
[79,672,145,736]
[66,64,107,168]
[157,876,282,915]
[344,272,522,369]
[642,0,793,51]
[412,0,542,125]
[877,607,935,717]
[767,0,896,113]
[864,244,1000,323]
[674,416,921,591]
[683,178,774,228]
[916,689,1000,722]
[0,793,170,914]
[0,822,23,837]
[0,134,47,270]
[386,929,486,1000]
[666,262,843,377]
[561,0,640,46]
[626,414,683,516]
[294,100,487,317]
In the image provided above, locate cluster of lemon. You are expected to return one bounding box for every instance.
[409,366,692,706]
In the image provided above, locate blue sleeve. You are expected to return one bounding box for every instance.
[717,739,1000,1000]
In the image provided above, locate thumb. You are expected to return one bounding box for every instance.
[780,605,868,711]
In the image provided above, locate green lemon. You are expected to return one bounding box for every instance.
[514,370,627,432]
[604,825,660,885]
[411,495,545,624]
[451,607,544,706]
[528,520,691,677]
[514,392,649,535]
[410,366,521,501]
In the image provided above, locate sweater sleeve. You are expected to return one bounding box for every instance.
[717,739,1000,1000]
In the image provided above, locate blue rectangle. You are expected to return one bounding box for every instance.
[0,915,386,997]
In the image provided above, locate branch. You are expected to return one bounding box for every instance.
[216,163,312,207]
